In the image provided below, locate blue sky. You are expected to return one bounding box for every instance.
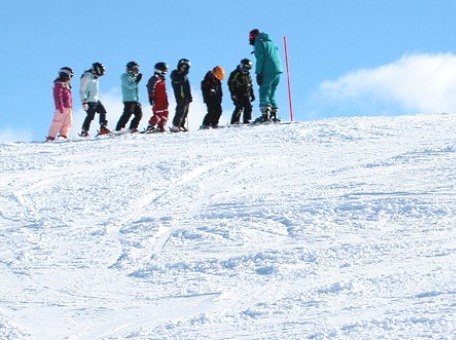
[1,0,456,141]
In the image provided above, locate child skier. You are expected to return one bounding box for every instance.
[145,62,169,133]
[170,58,192,132]
[79,62,110,137]
[45,67,74,142]
[201,66,225,129]
[228,58,255,124]
[115,61,143,133]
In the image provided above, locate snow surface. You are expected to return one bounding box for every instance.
[1,113,456,339]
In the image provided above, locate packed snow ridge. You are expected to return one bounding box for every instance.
[1,113,456,339]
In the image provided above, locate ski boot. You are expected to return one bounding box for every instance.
[143,125,156,134]
[79,130,89,137]
[270,108,281,123]
[98,125,111,136]
[254,107,271,124]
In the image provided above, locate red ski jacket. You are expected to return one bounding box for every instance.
[146,74,168,111]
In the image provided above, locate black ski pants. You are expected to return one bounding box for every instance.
[82,101,108,131]
[115,102,143,131]
[230,95,252,124]
[172,100,190,128]
[202,100,222,127]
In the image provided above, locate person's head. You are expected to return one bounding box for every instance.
[126,61,140,75]
[58,67,74,81]
[212,66,225,80]
[91,62,106,77]
[177,58,191,74]
[239,58,253,73]
[154,62,169,76]
[249,29,260,46]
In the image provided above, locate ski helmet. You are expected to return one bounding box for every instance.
[126,61,140,73]
[212,66,225,80]
[58,66,74,80]
[240,58,253,73]
[249,29,260,45]
[154,62,169,75]
[177,58,191,71]
[91,62,106,77]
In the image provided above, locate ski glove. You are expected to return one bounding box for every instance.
[250,94,255,102]
[256,74,263,86]
[135,73,143,83]
[82,102,89,111]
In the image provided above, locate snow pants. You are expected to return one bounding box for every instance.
[115,102,143,131]
[172,100,190,129]
[259,73,281,110]
[202,100,222,128]
[47,108,73,138]
[82,101,108,131]
[149,107,169,129]
[230,94,253,124]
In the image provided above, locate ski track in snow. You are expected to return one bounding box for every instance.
[1,114,456,339]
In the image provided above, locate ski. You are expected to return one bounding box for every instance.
[140,128,166,134]
[215,120,293,129]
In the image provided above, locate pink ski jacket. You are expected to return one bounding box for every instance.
[53,80,72,112]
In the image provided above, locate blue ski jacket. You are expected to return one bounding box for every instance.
[253,32,284,76]
[121,72,140,102]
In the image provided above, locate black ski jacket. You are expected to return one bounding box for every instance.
[201,71,222,104]
[228,67,254,97]
[170,69,192,104]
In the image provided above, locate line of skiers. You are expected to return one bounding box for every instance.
[45,29,283,141]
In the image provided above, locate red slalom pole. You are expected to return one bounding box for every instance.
[283,36,294,121]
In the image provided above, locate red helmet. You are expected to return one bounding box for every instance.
[249,29,260,45]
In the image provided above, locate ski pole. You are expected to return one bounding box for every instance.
[283,35,294,121]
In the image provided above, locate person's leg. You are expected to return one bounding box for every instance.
[47,110,65,139]
[180,103,190,130]
[213,102,222,127]
[116,102,133,131]
[96,101,108,127]
[129,103,143,130]
[81,104,96,132]
[258,73,275,121]
[241,95,252,123]
[230,104,242,124]
[172,102,185,128]
[59,108,73,138]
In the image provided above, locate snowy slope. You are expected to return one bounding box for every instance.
[1,114,456,339]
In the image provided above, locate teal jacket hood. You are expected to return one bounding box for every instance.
[256,32,272,42]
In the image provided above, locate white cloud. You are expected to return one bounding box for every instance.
[0,127,32,143]
[316,53,456,114]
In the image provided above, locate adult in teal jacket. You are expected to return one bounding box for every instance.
[249,29,283,123]
[115,61,143,132]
